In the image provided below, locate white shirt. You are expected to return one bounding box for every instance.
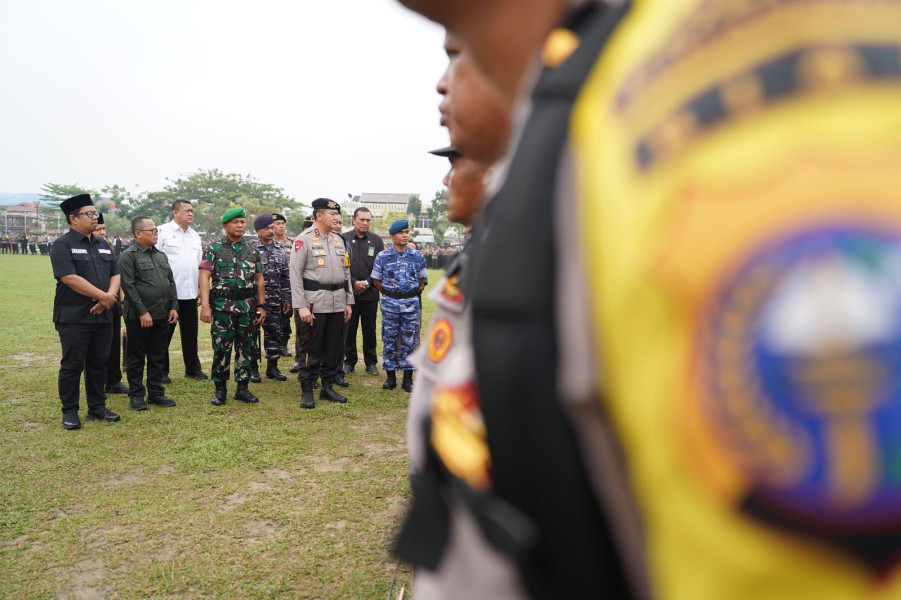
[155,220,202,300]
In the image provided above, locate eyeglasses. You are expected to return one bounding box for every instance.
[136,228,159,234]
[75,210,99,218]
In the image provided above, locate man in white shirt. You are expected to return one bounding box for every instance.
[155,200,208,381]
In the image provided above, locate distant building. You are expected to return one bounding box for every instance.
[341,193,417,219]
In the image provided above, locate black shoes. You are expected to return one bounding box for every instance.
[401,371,414,393]
[365,364,379,376]
[185,370,208,380]
[320,382,347,404]
[280,346,292,358]
[250,364,262,384]
[61,415,81,430]
[130,397,148,411]
[148,396,177,408]
[161,375,172,384]
[300,382,315,409]
[266,360,287,381]
[234,382,259,403]
[382,371,396,390]
[289,361,301,373]
[211,381,227,406]
[343,364,354,374]
[104,382,129,394]
[86,408,121,423]
[334,373,350,388]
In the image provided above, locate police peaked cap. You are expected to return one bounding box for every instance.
[60,194,93,215]
[311,198,341,213]
[253,213,274,230]
[428,145,458,158]
[221,207,245,224]
[389,219,410,235]
[272,213,286,222]
[301,215,315,231]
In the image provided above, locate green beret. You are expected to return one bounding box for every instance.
[221,207,245,224]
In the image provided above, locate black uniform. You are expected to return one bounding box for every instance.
[341,229,384,370]
[50,228,120,420]
[118,243,178,402]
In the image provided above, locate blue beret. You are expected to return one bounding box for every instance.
[253,213,274,230]
[389,219,410,235]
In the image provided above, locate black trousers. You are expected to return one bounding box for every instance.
[125,318,169,399]
[56,322,112,416]
[106,314,123,386]
[298,311,344,385]
[165,298,202,375]
[344,300,378,367]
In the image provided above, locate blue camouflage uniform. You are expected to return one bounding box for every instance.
[372,246,427,371]
[251,238,291,359]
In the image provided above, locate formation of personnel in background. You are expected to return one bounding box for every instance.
[249,213,292,383]
[117,216,179,411]
[290,199,353,409]
[156,200,207,383]
[341,207,384,378]
[199,207,266,406]
[371,219,427,393]
[399,0,901,599]
[271,213,294,358]
[50,194,121,430]
[91,213,129,397]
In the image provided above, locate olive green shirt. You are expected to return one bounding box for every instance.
[118,243,178,321]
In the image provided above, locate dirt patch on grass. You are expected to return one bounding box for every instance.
[157,464,177,474]
[311,456,353,473]
[220,481,273,512]
[263,468,293,480]
[101,473,144,487]
[50,557,110,600]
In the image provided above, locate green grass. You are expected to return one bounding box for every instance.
[0,254,443,599]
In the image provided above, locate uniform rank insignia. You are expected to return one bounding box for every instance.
[427,318,453,363]
[316,258,325,267]
[440,274,463,304]
[430,383,491,491]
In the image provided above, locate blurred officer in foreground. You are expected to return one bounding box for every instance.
[50,194,121,429]
[272,213,294,357]
[400,0,901,599]
[117,216,179,410]
[199,207,266,406]
[290,199,353,409]
[342,207,384,377]
[250,213,292,382]
[393,29,520,600]
[93,213,129,396]
[372,219,427,393]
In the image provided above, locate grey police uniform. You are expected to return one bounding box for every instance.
[289,226,353,386]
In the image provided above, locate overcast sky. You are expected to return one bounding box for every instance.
[0,0,450,205]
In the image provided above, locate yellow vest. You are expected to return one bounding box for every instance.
[572,1,901,597]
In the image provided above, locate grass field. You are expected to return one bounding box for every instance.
[0,254,440,599]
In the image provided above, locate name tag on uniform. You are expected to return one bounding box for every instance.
[98,248,112,254]
[335,247,344,255]
[368,246,375,257]
[312,249,326,256]
[71,248,88,254]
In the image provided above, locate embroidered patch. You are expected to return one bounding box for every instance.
[317,258,325,267]
[440,274,464,304]
[427,318,454,363]
[294,239,304,252]
[71,248,88,254]
[98,248,112,254]
[430,383,490,490]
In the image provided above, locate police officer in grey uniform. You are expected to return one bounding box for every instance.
[290,199,354,409]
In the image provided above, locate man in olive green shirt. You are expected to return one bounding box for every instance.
[118,216,179,411]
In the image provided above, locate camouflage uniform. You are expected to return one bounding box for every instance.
[275,235,294,352]
[371,246,427,371]
[200,237,262,383]
[251,238,290,360]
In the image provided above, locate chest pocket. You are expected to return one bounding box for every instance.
[137,260,156,279]
[72,253,93,277]
[260,253,269,265]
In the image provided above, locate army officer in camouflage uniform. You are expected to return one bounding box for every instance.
[290,198,353,409]
[199,207,266,406]
[250,213,291,381]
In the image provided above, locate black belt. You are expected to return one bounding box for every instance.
[210,288,256,300]
[381,288,419,299]
[303,278,347,292]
